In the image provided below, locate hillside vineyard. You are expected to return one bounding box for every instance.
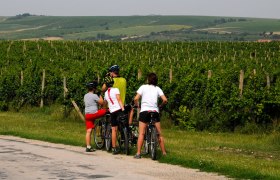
[0,41,279,131]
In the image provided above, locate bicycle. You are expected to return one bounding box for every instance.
[116,104,139,155]
[142,111,159,160]
[93,112,112,151]
[116,110,131,155]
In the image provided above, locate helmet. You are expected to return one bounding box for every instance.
[108,65,120,72]
[103,76,114,87]
[86,81,98,89]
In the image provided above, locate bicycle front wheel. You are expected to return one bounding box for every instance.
[93,119,104,149]
[150,126,158,160]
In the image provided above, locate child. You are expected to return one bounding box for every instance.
[84,81,106,152]
[103,76,124,154]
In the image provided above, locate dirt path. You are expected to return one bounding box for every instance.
[0,135,229,180]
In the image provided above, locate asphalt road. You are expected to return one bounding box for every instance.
[0,135,229,180]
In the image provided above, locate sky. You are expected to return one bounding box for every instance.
[1,0,280,19]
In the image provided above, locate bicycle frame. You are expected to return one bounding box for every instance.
[143,111,159,160]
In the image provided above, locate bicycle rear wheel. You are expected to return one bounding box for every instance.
[93,119,104,149]
[150,127,158,160]
[105,124,112,152]
[142,128,149,155]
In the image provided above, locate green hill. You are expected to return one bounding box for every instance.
[0,14,280,41]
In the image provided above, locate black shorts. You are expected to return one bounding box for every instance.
[139,111,160,123]
[110,110,122,127]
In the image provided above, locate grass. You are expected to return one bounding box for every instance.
[0,106,280,179]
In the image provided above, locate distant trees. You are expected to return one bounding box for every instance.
[8,13,35,20]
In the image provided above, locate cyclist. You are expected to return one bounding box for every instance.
[102,65,134,126]
[103,76,125,155]
[133,73,168,159]
[84,81,106,152]
[102,65,126,104]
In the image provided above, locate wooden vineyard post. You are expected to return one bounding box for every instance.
[40,69,45,108]
[169,67,173,83]
[239,70,244,97]
[137,69,142,80]
[63,77,67,99]
[20,71,23,86]
[208,70,212,79]
[97,74,100,84]
[266,73,270,89]
[64,87,85,122]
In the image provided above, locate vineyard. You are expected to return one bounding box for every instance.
[0,40,280,132]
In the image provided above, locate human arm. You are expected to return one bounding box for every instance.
[133,93,141,108]
[101,83,107,93]
[159,95,168,109]
[116,94,124,111]
[97,95,104,106]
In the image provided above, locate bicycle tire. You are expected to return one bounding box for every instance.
[122,127,129,155]
[143,128,150,155]
[93,119,104,149]
[105,124,112,151]
[150,126,158,160]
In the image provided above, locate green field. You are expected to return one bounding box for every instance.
[0,106,279,179]
[0,15,280,41]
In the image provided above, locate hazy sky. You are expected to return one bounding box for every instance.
[1,0,280,19]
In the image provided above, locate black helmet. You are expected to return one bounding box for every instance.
[108,65,120,72]
[86,81,98,89]
[103,76,114,87]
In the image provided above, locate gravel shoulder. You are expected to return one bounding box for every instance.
[0,135,229,180]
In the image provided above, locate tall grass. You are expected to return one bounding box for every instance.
[0,106,280,179]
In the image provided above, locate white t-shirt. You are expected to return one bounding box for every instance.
[104,87,121,113]
[136,84,164,112]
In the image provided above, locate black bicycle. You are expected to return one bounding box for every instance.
[116,111,130,155]
[116,104,139,155]
[93,113,112,151]
[142,111,159,160]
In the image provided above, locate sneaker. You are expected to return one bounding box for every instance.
[134,154,141,159]
[85,147,96,152]
[112,148,119,155]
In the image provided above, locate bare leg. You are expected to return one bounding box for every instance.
[86,128,92,146]
[111,126,118,148]
[128,109,134,125]
[136,121,147,155]
[155,122,166,155]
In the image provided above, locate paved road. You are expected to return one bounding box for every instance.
[0,135,229,180]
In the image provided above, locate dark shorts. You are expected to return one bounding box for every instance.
[139,111,160,123]
[110,109,122,127]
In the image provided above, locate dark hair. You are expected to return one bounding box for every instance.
[147,73,158,86]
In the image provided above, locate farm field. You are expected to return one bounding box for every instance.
[0,15,280,41]
[0,40,280,132]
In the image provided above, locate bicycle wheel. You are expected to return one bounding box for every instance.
[116,126,129,155]
[105,124,112,152]
[150,126,158,160]
[143,128,150,155]
[93,119,104,149]
[122,127,129,155]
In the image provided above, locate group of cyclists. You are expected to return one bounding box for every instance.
[83,65,167,159]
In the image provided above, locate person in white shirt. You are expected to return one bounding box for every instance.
[133,73,168,159]
[103,76,124,155]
